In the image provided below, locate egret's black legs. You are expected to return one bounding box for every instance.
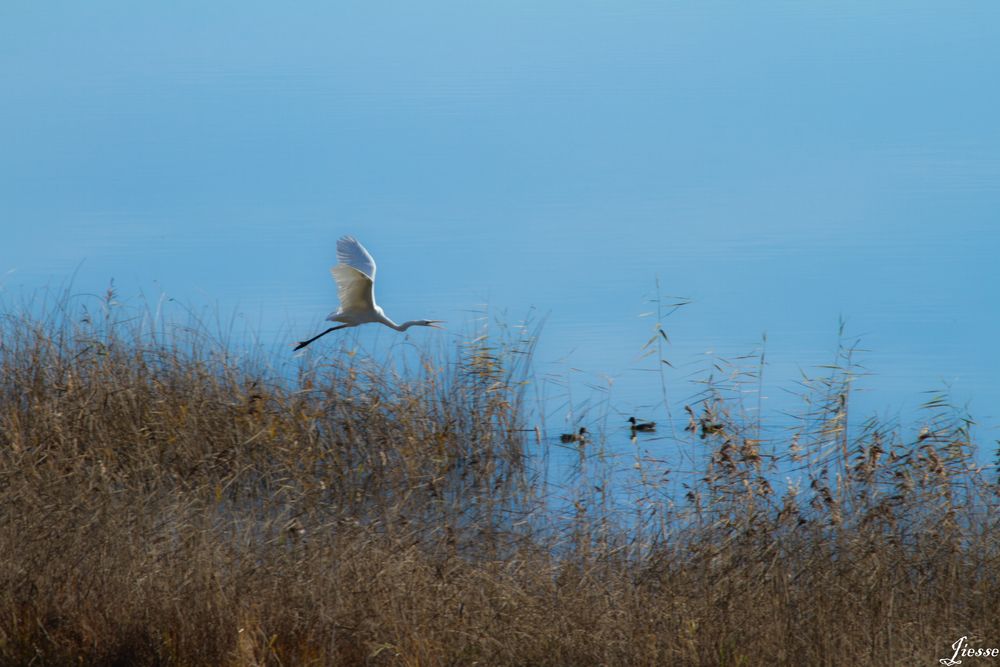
[293,325,348,351]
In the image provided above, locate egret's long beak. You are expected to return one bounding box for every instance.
[426,320,445,329]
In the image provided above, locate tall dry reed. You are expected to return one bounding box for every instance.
[0,292,996,665]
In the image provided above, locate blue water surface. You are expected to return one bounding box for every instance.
[2,2,998,459]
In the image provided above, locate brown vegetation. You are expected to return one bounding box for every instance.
[0,294,997,665]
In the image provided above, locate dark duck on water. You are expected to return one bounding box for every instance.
[628,417,656,432]
[560,427,588,443]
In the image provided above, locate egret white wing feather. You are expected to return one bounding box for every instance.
[336,236,376,281]
[328,265,375,320]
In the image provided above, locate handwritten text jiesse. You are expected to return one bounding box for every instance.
[941,637,1000,666]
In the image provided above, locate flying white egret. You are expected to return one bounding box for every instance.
[294,236,443,351]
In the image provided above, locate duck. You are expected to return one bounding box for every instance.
[628,417,656,432]
[560,427,588,443]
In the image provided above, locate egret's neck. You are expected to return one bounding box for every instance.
[376,312,426,331]
[376,313,406,331]
[396,320,422,331]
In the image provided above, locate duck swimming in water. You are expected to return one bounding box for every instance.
[560,427,588,443]
[628,417,656,432]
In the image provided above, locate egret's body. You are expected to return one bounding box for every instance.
[294,236,442,350]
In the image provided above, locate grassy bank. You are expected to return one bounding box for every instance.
[0,295,997,665]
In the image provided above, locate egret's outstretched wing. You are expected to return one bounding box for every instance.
[329,265,375,317]
[328,236,378,319]
[336,236,376,281]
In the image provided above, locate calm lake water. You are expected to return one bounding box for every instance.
[2,3,998,463]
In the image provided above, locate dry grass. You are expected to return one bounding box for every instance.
[1,292,998,666]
